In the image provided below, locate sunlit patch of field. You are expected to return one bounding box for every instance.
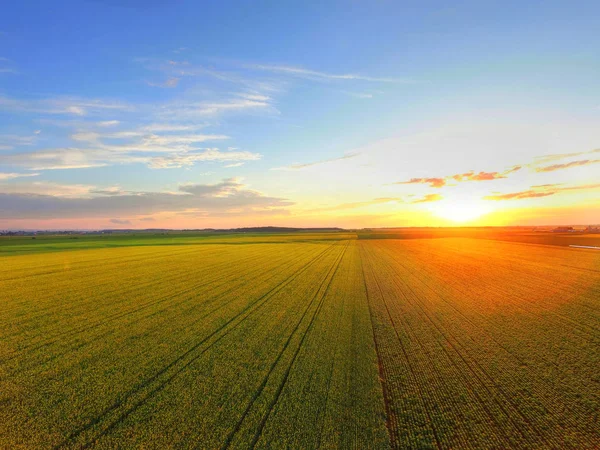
[361,238,599,448]
[1,233,598,448]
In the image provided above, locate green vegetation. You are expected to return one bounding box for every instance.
[1,232,598,448]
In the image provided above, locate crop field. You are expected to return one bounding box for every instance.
[1,233,599,448]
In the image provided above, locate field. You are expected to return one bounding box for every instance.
[1,232,599,448]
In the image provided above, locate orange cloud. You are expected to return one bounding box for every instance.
[396,165,522,188]
[535,159,600,172]
[485,191,555,200]
[485,183,600,201]
[396,177,446,188]
[412,193,443,203]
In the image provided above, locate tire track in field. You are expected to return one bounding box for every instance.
[3,245,303,367]
[359,251,396,449]
[219,241,349,450]
[53,243,337,449]
[247,242,349,449]
[313,266,347,450]
[361,243,442,450]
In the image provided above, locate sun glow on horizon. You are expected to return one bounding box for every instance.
[430,199,494,224]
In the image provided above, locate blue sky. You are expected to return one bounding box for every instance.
[1,1,599,229]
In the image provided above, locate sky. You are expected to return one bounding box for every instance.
[1,0,599,230]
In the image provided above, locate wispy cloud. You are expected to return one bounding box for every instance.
[243,63,410,83]
[484,183,600,201]
[533,148,600,164]
[0,95,132,116]
[147,77,180,88]
[395,165,522,188]
[341,91,374,99]
[97,120,120,127]
[0,133,39,150]
[0,181,96,197]
[0,57,18,74]
[0,144,260,171]
[272,152,359,171]
[155,96,277,120]
[0,172,40,180]
[484,190,555,200]
[148,149,261,169]
[411,193,443,203]
[396,177,447,188]
[535,159,600,173]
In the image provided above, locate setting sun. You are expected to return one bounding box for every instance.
[431,199,493,223]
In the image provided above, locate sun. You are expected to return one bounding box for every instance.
[431,199,493,223]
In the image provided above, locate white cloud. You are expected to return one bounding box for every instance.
[272,152,359,171]
[148,148,261,169]
[0,95,132,116]
[0,172,40,180]
[97,120,120,127]
[147,77,180,88]
[0,133,38,149]
[243,63,411,83]
[0,181,94,197]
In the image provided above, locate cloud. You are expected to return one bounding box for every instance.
[412,193,443,203]
[0,181,95,197]
[484,190,555,200]
[244,63,410,83]
[0,133,38,149]
[535,159,600,173]
[97,120,120,127]
[272,152,359,171]
[0,172,40,180]
[0,148,109,170]
[484,183,600,201]
[341,91,374,99]
[0,95,132,116]
[0,124,260,170]
[0,57,18,75]
[452,165,522,181]
[224,162,244,168]
[396,177,447,188]
[137,58,285,93]
[0,178,292,219]
[395,165,522,188]
[148,148,261,169]
[110,218,132,225]
[147,77,180,88]
[0,146,260,171]
[533,148,600,164]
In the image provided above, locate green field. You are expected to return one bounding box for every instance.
[1,232,599,448]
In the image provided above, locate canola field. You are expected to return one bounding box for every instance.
[1,233,599,449]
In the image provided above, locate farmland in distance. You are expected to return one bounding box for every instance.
[1,232,599,448]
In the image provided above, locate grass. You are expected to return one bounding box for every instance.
[1,232,598,448]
